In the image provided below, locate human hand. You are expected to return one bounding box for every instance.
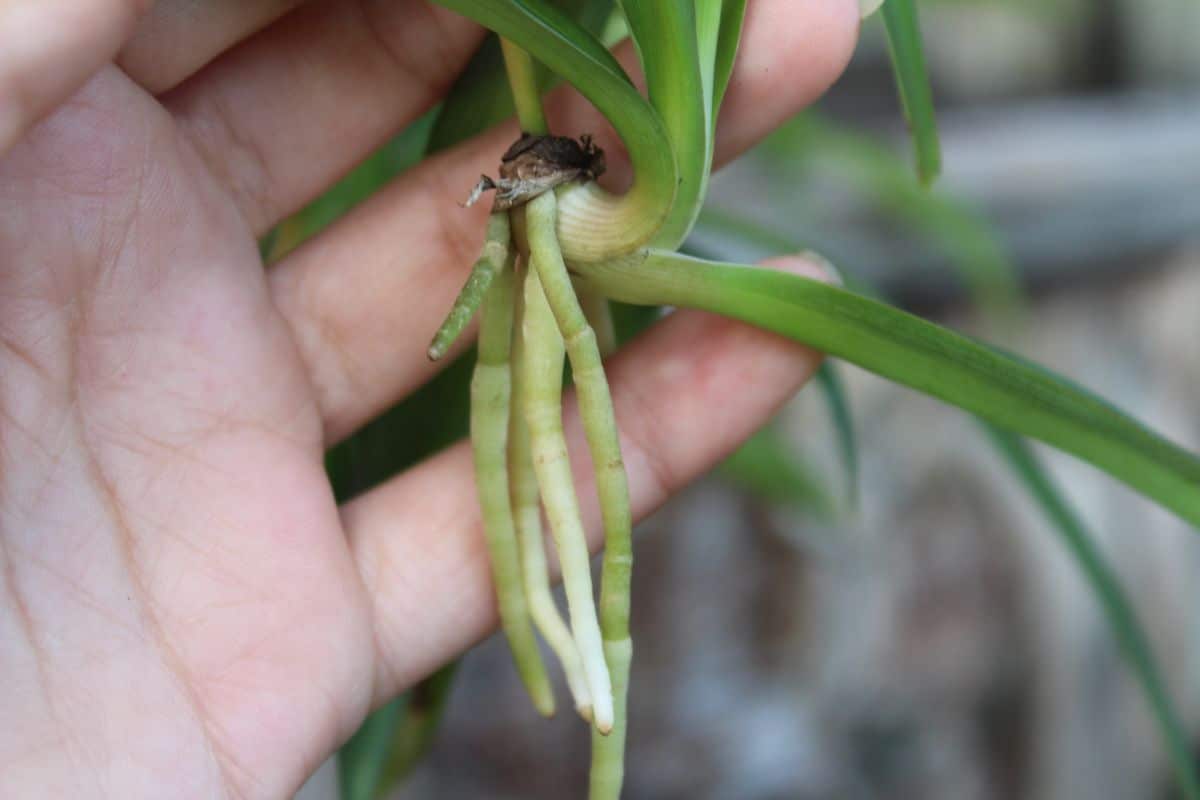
[0,2,857,797]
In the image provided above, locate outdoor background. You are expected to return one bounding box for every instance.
[297,1,1200,797]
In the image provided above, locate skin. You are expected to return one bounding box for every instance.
[0,1,858,798]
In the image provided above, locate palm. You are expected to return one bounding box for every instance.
[0,2,855,798]
[0,67,371,797]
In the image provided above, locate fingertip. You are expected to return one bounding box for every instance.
[758,251,844,287]
[716,0,861,163]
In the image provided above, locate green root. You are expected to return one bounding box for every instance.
[526,191,634,789]
[509,275,596,722]
[520,263,616,734]
[435,35,636,799]
[429,212,512,361]
[468,247,556,717]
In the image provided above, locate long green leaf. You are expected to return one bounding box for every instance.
[696,0,722,125]
[815,361,859,507]
[695,0,747,242]
[983,426,1200,800]
[618,0,709,246]
[880,0,942,185]
[265,114,435,260]
[573,251,1200,526]
[712,0,747,118]
[693,0,747,129]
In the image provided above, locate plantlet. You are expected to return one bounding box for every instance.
[326,1,1200,797]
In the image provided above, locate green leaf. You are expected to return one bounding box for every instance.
[881,0,942,185]
[429,37,516,148]
[983,426,1200,800]
[696,0,722,142]
[720,424,837,520]
[574,251,1200,526]
[336,667,459,800]
[618,0,709,246]
[815,361,859,508]
[338,697,407,800]
[766,114,1022,319]
[430,0,615,147]
[695,0,747,240]
[376,665,460,790]
[712,0,747,117]
[695,0,747,131]
[264,114,435,260]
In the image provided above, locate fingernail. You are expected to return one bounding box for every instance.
[797,250,844,286]
[761,251,844,287]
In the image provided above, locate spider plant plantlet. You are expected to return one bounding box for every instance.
[422,1,1200,798]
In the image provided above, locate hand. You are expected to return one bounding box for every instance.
[0,2,857,797]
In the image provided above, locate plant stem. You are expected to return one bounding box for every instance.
[526,191,633,788]
[428,213,512,361]
[509,269,596,721]
[521,264,616,732]
[469,249,556,717]
[500,38,548,134]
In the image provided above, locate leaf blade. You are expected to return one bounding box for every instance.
[983,426,1200,800]
[815,361,859,508]
[881,0,942,185]
[574,252,1200,526]
[619,0,709,246]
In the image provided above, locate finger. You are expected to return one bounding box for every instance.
[117,0,302,94]
[342,256,829,705]
[166,0,485,234]
[266,0,860,444]
[0,0,151,157]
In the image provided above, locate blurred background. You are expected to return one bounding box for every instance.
[297,1,1200,798]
